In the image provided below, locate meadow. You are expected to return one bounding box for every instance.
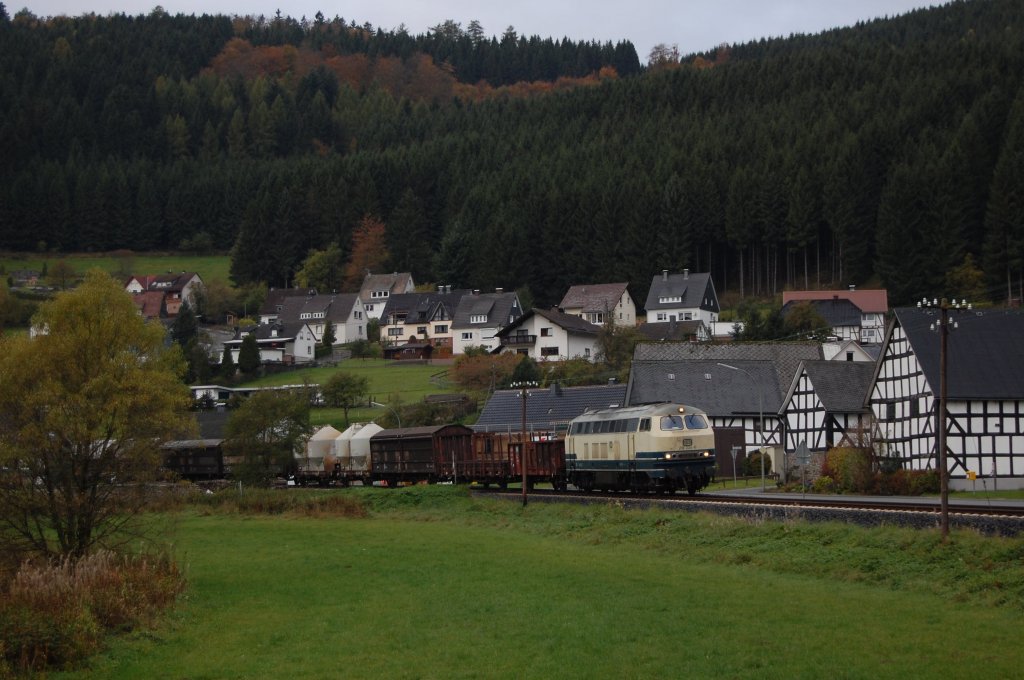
[1,253,232,284]
[240,358,461,428]
[57,487,1024,679]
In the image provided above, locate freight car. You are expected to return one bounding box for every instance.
[565,403,716,495]
[369,424,475,486]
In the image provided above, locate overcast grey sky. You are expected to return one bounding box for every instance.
[20,1,935,59]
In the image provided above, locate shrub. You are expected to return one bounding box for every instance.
[744,450,772,477]
[823,447,873,493]
[0,550,186,673]
[812,475,835,493]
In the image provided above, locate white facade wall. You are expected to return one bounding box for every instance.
[649,307,717,325]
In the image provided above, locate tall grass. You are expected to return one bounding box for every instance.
[0,550,186,674]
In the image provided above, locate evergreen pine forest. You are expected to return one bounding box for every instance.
[1,0,1023,308]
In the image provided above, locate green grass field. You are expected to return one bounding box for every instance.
[1,253,231,284]
[241,358,459,429]
[57,488,1024,679]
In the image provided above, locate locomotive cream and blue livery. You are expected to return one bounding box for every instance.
[565,403,716,495]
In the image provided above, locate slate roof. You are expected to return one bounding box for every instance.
[632,341,822,391]
[259,288,317,317]
[636,320,708,341]
[452,292,522,329]
[195,410,230,439]
[360,272,413,299]
[380,290,470,324]
[627,360,784,417]
[497,308,601,337]
[473,383,628,433]
[894,307,1024,400]
[783,289,889,314]
[147,272,200,293]
[558,283,629,313]
[782,298,863,328]
[277,293,361,324]
[796,360,876,413]
[643,270,719,313]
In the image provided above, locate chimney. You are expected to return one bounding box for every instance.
[473,289,480,295]
[849,285,856,292]
[683,268,689,280]
[662,269,669,281]
[438,285,444,293]
[495,287,503,294]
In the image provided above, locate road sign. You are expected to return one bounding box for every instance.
[796,440,810,466]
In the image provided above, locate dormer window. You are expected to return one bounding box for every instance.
[659,296,681,304]
[470,314,487,324]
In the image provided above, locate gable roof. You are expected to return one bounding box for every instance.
[632,341,822,391]
[781,298,863,328]
[644,270,718,313]
[147,272,200,293]
[132,291,166,319]
[452,291,521,329]
[894,307,1024,400]
[473,383,628,433]
[277,294,361,325]
[380,290,470,324]
[559,283,630,312]
[496,308,601,338]
[794,360,876,413]
[627,360,784,417]
[360,272,413,299]
[259,288,317,316]
[782,289,889,314]
[636,320,708,342]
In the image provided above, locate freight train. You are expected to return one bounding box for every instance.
[165,403,717,495]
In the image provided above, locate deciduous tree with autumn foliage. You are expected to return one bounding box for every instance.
[343,216,390,291]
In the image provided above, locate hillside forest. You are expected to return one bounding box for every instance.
[1,1,1023,308]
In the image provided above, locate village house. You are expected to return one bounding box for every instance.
[222,321,318,364]
[359,272,415,320]
[495,308,601,362]
[782,360,876,459]
[125,272,203,317]
[625,341,822,478]
[379,287,469,358]
[276,293,366,345]
[258,288,318,325]
[451,289,523,355]
[782,287,888,344]
[643,269,720,325]
[868,307,1024,489]
[558,282,636,327]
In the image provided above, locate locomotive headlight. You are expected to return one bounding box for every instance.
[703,451,711,457]
[664,453,672,460]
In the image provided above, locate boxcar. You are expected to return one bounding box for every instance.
[370,425,474,485]
[462,433,566,489]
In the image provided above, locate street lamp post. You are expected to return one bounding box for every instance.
[510,381,537,507]
[718,363,766,491]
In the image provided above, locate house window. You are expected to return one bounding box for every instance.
[656,313,667,322]
[683,312,693,320]
[541,347,559,357]
[366,304,374,312]
[355,311,362,320]
[910,400,920,417]
[846,351,854,362]
[885,403,895,421]
[470,314,487,324]
[372,290,389,298]
[435,325,448,334]
[587,313,604,323]
[301,313,311,319]
[315,312,324,319]
[541,328,552,337]
[387,328,403,337]
[584,348,591,358]
[417,326,427,335]
[358,326,363,335]
[461,332,473,340]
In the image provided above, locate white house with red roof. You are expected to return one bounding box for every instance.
[782,287,888,344]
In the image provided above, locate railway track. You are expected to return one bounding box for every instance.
[473,487,1024,535]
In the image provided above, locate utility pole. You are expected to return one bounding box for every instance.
[920,297,970,541]
[511,381,537,507]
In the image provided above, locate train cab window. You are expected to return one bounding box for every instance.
[626,418,639,432]
[639,418,651,432]
[660,415,685,430]
[684,414,708,430]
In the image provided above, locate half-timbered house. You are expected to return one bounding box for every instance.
[625,342,822,476]
[782,360,875,455]
[868,307,1024,488]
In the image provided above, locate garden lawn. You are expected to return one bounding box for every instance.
[60,507,1023,679]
